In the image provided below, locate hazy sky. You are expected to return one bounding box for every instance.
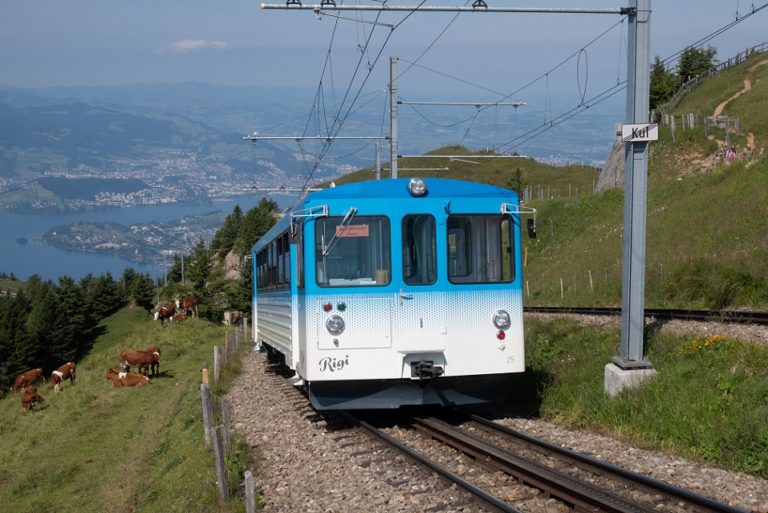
[1,0,765,97]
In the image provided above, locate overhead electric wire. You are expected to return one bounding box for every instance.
[661,2,768,67]
[294,0,433,199]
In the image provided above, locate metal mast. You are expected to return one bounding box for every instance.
[390,56,398,179]
[617,0,652,369]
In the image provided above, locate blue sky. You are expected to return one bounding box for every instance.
[1,1,765,94]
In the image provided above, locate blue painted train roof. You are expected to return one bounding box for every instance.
[307,178,518,201]
[253,178,520,254]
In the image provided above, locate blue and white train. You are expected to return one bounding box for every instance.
[252,177,534,410]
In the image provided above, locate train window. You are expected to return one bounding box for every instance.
[402,215,436,285]
[447,215,515,284]
[315,216,391,287]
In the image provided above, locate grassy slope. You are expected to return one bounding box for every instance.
[323,145,600,199]
[0,306,239,513]
[511,52,768,479]
[524,51,768,308]
[517,318,768,477]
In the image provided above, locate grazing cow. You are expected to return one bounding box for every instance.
[106,368,150,387]
[154,303,176,325]
[50,362,76,393]
[145,345,161,377]
[120,350,157,376]
[223,309,242,326]
[172,310,187,324]
[11,368,44,392]
[176,296,198,318]
[21,386,45,411]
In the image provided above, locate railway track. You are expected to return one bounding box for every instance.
[343,409,749,513]
[525,306,768,325]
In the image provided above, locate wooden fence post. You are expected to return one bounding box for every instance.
[221,399,232,450]
[200,383,213,447]
[213,346,221,385]
[245,470,255,513]
[212,426,229,503]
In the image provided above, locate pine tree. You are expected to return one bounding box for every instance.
[677,46,717,82]
[187,239,211,295]
[211,205,244,256]
[234,198,279,256]
[24,278,58,369]
[649,56,681,110]
[50,276,89,362]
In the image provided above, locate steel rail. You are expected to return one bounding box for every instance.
[464,413,750,513]
[339,412,525,513]
[524,306,768,325]
[411,416,657,513]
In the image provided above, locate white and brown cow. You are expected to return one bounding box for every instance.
[21,386,45,411]
[223,310,242,326]
[154,303,176,325]
[145,345,161,377]
[106,368,150,387]
[50,362,76,393]
[120,350,158,376]
[11,368,44,392]
[176,296,198,318]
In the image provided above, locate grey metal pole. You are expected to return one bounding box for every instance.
[375,142,381,180]
[390,56,398,179]
[617,0,652,368]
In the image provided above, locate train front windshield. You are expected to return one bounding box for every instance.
[315,216,391,287]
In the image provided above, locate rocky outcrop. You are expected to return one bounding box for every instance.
[224,250,245,280]
[595,141,625,192]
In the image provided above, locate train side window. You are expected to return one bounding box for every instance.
[448,215,515,284]
[292,221,304,289]
[402,214,436,285]
[447,217,472,279]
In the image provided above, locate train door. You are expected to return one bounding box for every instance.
[393,214,447,354]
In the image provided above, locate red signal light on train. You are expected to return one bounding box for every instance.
[496,330,506,340]
[322,302,333,312]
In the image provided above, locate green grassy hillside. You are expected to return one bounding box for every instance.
[524,50,768,308]
[323,145,600,200]
[0,306,246,513]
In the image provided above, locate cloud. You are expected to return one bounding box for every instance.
[162,39,229,54]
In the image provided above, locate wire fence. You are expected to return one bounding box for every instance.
[199,319,257,510]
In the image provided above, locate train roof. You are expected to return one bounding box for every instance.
[307,178,519,201]
[252,178,520,254]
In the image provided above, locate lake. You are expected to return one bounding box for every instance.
[0,194,294,282]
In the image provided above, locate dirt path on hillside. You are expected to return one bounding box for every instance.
[713,57,768,117]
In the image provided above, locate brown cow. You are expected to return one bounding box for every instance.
[172,310,187,324]
[176,296,198,318]
[145,345,161,377]
[11,368,44,392]
[50,362,76,393]
[21,386,45,411]
[106,368,150,387]
[154,303,176,325]
[120,350,157,376]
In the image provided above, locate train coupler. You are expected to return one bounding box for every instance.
[410,360,444,380]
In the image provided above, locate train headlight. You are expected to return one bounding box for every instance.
[493,310,511,331]
[326,315,345,335]
[407,178,427,197]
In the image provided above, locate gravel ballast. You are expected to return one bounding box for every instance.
[228,347,768,513]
